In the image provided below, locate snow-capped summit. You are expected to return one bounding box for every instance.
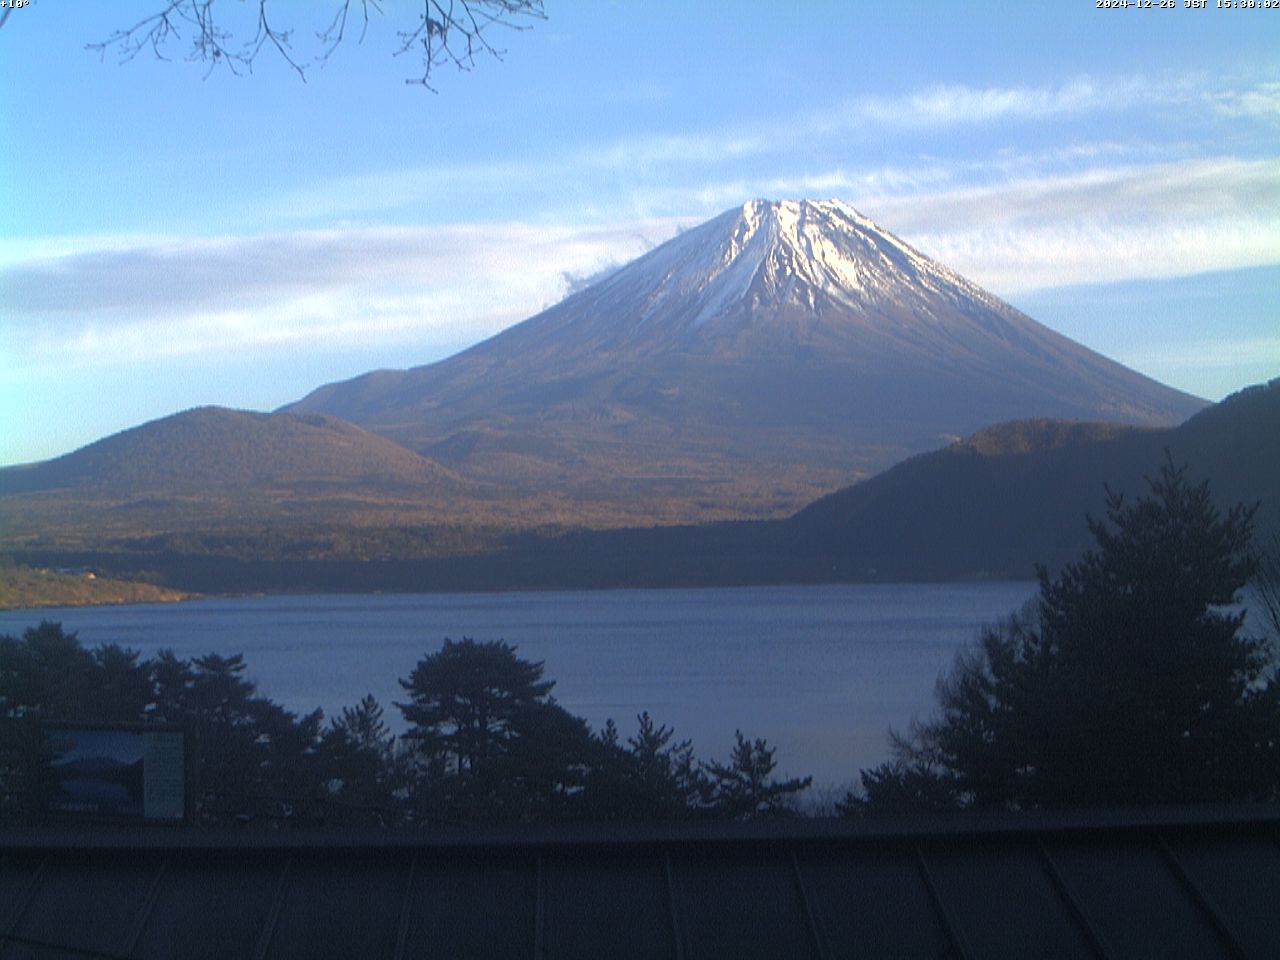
[581,198,990,331]
[486,198,1084,369]
[286,200,1205,522]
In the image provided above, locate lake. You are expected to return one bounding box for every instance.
[0,583,1037,788]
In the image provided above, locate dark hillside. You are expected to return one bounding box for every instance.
[784,378,1280,580]
[1162,379,1280,518]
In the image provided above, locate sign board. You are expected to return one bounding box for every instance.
[40,724,185,822]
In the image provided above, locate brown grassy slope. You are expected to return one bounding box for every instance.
[0,565,189,611]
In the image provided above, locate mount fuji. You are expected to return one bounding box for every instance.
[287,200,1205,522]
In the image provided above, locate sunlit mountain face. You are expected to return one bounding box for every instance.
[285,199,1204,522]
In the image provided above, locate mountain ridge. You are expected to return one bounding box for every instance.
[2,382,1273,601]
[0,406,465,496]
[285,199,1205,520]
[0,199,1237,598]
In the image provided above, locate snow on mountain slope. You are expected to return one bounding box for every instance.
[293,199,1201,423]
[513,199,1029,350]
[285,200,1206,520]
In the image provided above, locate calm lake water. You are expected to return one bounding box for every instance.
[0,583,1036,787]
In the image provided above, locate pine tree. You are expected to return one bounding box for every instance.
[397,638,597,821]
[859,457,1279,810]
[397,638,554,777]
[703,731,811,819]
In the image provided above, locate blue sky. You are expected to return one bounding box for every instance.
[1,1,1277,466]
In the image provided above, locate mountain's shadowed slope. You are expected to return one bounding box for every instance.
[467,381,1278,588]
[780,378,1280,580]
[14,383,1270,595]
[287,200,1204,520]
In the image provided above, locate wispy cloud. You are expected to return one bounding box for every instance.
[810,74,1280,136]
[842,77,1115,129]
[861,157,1280,291]
[579,74,1272,177]
[1209,81,1280,121]
[5,150,1276,376]
[235,72,1279,231]
[5,62,1278,382]
[562,79,1126,179]
[0,220,687,372]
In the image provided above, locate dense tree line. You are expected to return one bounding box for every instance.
[0,629,809,826]
[4,460,1276,825]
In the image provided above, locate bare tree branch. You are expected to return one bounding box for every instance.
[317,0,378,67]
[248,1,306,81]
[88,1,245,78]
[87,0,544,87]
[394,0,545,89]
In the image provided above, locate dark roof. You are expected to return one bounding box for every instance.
[2,805,1279,959]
